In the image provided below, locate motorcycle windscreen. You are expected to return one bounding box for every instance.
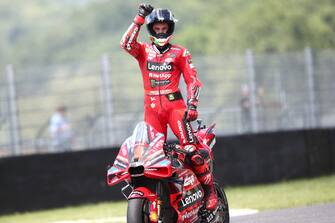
[108,122,172,184]
[125,122,172,178]
[128,121,157,163]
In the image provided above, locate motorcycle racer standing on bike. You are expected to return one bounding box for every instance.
[120,3,218,211]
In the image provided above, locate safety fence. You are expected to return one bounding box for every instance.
[0,48,334,157]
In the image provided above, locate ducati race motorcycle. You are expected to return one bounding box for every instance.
[107,121,229,223]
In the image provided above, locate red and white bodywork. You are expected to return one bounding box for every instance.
[107,121,221,223]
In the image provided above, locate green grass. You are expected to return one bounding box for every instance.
[0,175,334,223]
[226,174,335,210]
[0,201,127,223]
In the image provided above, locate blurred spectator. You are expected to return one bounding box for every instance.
[49,105,73,151]
[240,84,252,132]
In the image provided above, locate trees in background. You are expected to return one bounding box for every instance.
[0,0,334,67]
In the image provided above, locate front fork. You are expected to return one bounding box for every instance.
[156,181,164,223]
[123,180,165,223]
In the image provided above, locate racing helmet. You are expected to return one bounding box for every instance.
[146,8,178,47]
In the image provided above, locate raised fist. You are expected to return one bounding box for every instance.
[138,3,154,18]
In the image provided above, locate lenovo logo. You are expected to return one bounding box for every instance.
[178,190,203,210]
[147,61,173,72]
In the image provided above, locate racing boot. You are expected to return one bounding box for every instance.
[201,180,218,211]
[186,145,218,211]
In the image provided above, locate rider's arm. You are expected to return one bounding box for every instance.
[120,4,153,59]
[179,49,202,109]
[120,16,145,59]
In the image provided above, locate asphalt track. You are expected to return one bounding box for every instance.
[231,202,335,223]
[51,203,335,223]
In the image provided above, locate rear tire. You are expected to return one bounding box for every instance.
[127,198,150,223]
[214,182,230,223]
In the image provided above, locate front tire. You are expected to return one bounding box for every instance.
[127,198,150,223]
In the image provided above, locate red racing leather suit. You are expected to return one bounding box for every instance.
[120,20,202,146]
[120,15,218,210]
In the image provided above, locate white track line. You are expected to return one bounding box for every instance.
[52,209,259,223]
[52,218,125,223]
[230,208,259,217]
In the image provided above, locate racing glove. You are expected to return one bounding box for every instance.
[134,3,154,25]
[138,3,154,18]
[186,99,199,122]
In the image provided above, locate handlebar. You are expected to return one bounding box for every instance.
[163,143,190,155]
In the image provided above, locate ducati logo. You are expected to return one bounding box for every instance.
[177,120,187,144]
[168,94,175,100]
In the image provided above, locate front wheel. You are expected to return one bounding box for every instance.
[127,198,150,223]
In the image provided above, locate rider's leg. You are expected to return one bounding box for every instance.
[169,108,218,210]
[184,145,218,210]
[144,96,168,135]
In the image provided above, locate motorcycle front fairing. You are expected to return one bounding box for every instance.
[107,122,173,187]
